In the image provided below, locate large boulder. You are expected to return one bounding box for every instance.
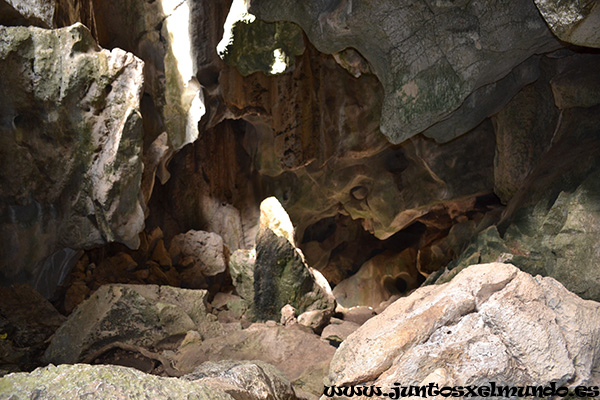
[0,23,145,289]
[254,198,335,321]
[172,323,336,398]
[0,364,235,400]
[230,249,257,302]
[44,284,222,365]
[169,230,229,288]
[248,0,560,144]
[328,263,600,389]
[183,360,297,400]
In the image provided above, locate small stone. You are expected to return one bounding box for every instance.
[147,226,164,251]
[280,304,297,326]
[134,269,150,280]
[180,330,203,347]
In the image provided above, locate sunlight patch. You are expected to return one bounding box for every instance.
[217,0,256,58]
[270,48,288,74]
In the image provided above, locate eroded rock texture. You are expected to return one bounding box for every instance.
[0,364,236,400]
[0,24,145,289]
[535,0,600,48]
[433,52,600,302]
[249,0,560,144]
[328,264,600,390]
[182,360,297,400]
[44,284,221,365]
[0,285,66,375]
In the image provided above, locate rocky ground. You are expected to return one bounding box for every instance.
[1,0,600,398]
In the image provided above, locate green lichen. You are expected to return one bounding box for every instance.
[221,19,305,76]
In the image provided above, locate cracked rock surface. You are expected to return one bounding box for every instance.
[327,263,600,390]
[249,0,560,144]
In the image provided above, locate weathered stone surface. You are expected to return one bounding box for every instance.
[183,360,297,400]
[44,284,221,365]
[254,197,335,321]
[328,263,600,389]
[297,309,332,333]
[211,292,251,323]
[0,23,145,288]
[492,67,559,203]
[147,119,260,251]
[278,120,496,243]
[249,0,560,144]
[551,56,600,109]
[169,230,229,284]
[492,53,600,204]
[535,0,600,48]
[172,323,335,398]
[280,304,297,326]
[337,306,376,326]
[76,0,205,151]
[158,22,499,269]
[259,197,296,246]
[0,364,235,400]
[442,98,600,301]
[332,249,419,308]
[421,55,542,143]
[416,220,480,278]
[0,0,54,27]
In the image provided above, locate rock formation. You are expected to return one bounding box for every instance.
[248,0,561,144]
[254,197,335,321]
[535,0,600,48]
[0,23,145,290]
[2,1,600,399]
[0,364,235,400]
[44,284,221,365]
[328,263,600,389]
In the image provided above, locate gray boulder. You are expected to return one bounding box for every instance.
[254,198,335,321]
[183,360,297,400]
[328,263,600,389]
[44,284,222,365]
[0,363,235,400]
[0,23,145,288]
[249,0,560,143]
[535,0,600,48]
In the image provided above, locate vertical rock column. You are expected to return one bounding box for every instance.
[0,24,145,290]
